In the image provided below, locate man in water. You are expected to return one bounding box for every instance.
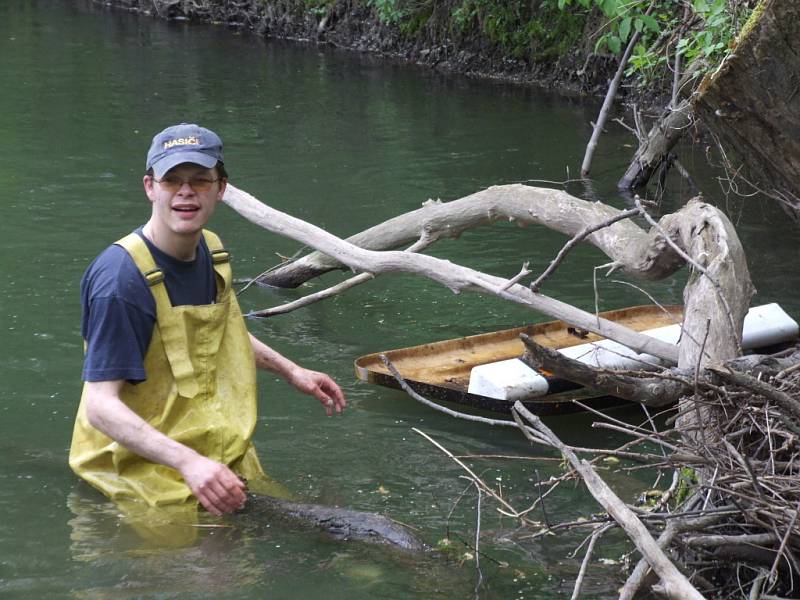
[70,123,346,516]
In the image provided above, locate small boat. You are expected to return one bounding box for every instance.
[354,305,684,416]
[354,304,799,416]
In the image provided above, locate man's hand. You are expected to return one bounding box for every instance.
[247,334,347,416]
[84,381,248,516]
[287,367,347,416]
[178,453,247,516]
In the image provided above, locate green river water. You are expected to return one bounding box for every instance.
[2,1,800,598]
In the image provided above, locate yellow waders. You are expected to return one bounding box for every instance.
[69,229,268,509]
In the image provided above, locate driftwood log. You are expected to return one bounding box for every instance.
[227,180,752,373]
[253,185,687,289]
[228,184,682,362]
[692,0,800,220]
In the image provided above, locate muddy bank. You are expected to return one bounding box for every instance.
[99,0,624,100]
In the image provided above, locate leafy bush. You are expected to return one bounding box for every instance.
[553,0,755,80]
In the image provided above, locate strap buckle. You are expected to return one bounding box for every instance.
[211,249,230,264]
[143,268,165,287]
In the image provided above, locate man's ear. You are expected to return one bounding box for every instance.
[216,178,227,202]
[143,175,157,203]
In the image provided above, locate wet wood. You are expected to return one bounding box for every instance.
[618,99,693,190]
[244,494,425,552]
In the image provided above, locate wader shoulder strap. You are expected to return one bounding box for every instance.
[201,229,232,301]
[115,233,172,311]
[115,232,200,398]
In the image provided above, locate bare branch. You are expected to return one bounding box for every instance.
[248,234,433,318]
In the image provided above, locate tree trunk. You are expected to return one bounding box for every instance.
[692,0,800,220]
[618,99,693,191]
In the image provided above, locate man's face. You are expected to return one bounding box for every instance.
[143,163,226,236]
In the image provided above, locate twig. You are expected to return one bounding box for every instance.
[384,355,645,460]
[236,245,310,296]
[446,480,477,541]
[380,355,548,441]
[776,361,800,380]
[691,319,711,448]
[248,235,432,317]
[530,207,642,292]
[768,501,800,588]
[500,261,532,292]
[474,485,484,595]
[571,523,614,600]
[412,428,522,519]
[533,469,550,528]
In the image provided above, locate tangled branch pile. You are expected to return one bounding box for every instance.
[513,346,800,598]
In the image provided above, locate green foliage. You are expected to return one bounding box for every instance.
[553,0,752,81]
[367,0,408,25]
[452,0,586,61]
[398,3,433,35]
[675,466,698,506]
[675,0,737,64]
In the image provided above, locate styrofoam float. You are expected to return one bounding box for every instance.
[467,303,799,401]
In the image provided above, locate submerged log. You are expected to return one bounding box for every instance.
[692,0,800,220]
[243,494,426,552]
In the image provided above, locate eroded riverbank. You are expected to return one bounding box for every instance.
[100,0,622,100]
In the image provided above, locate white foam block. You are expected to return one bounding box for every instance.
[467,357,550,401]
[467,303,799,401]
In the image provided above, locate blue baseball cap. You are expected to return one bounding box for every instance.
[146,123,224,178]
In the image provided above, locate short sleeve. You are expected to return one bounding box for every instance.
[80,245,156,383]
[82,296,154,382]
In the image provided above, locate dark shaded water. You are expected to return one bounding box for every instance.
[1,1,799,598]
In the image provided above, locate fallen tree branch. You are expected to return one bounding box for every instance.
[248,184,687,289]
[581,2,655,177]
[619,504,725,600]
[519,333,688,406]
[224,184,680,362]
[570,522,614,600]
[530,207,642,292]
[618,99,694,191]
[248,235,432,317]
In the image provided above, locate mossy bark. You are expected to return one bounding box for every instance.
[693,0,800,220]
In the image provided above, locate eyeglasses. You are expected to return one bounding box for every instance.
[153,175,220,193]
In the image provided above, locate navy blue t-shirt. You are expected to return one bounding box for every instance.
[81,228,217,383]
